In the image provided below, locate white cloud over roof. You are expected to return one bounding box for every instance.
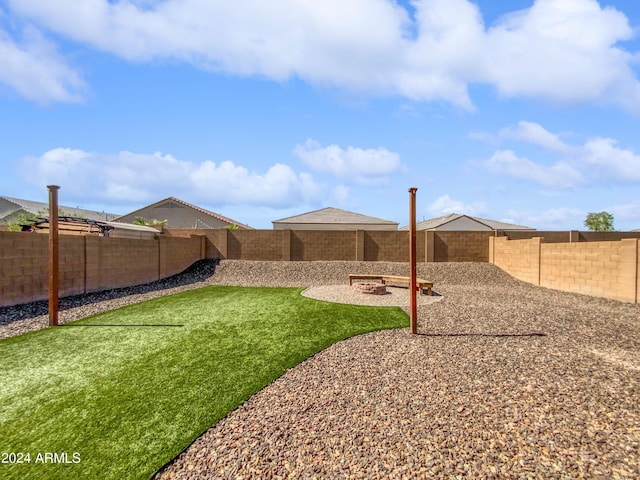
[427,194,487,217]
[479,120,640,189]
[19,147,322,208]
[293,139,402,186]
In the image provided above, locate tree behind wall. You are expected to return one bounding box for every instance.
[584,211,614,231]
[132,216,167,226]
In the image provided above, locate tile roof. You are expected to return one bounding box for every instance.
[273,207,398,226]
[115,197,253,229]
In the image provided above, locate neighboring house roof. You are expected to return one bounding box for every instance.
[273,207,398,228]
[400,213,534,231]
[115,197,252,229]
[0,195,120,223]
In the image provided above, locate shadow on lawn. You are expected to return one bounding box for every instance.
[0,259,218,325]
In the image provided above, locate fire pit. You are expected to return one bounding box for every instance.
[352,283,387,295]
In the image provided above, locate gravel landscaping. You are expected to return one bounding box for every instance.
[301,284,444,307]
[2,260,639,478]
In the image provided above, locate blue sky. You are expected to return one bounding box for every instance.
[1,0,639,230]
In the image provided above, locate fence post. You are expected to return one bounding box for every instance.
[408,187,418,334]
[47,185,60,327]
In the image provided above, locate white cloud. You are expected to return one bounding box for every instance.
[293,139,402,186]
[609,201,640,223]
[467,131,497,146]
[506,207,585,230]
[582,137,640,182]
[19,148,321,208]
[486,150,584,189]
[427,194,486,216]
[482,120,640,188]
[499,121,574,154]
[5,0,640,110]
[332,185,350,204]
[190,160,321,207]
[0,25,85,103]
[482,0,640,112]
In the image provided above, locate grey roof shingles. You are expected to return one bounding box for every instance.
[400,213,534,230]
[273,207,398,226]
[0,196,120,222]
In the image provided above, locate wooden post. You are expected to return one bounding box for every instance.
[48,185,60,326]
[408,187,418,334]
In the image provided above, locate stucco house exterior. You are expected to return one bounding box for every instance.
[115,197,252,229]
[401,213,534,231]
[272,207,398,230]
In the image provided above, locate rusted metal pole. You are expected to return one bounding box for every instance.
[48,185,60,327]
[408,187,418,334]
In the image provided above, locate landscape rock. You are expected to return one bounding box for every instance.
[2,260,638,478]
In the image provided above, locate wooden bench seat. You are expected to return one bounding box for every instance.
[348,274,433,296]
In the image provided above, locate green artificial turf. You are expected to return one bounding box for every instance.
[0,286,408,480]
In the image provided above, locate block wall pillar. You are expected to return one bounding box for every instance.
[158,235,167,280]
[282,229,291,261]
[637,239,640,304]
[488,236,495,264]
[425,230,435,262]
[356,230,365,261]
[219,229,228,259]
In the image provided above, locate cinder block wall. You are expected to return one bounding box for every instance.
[60,235,86,296]
[167,229,640,263]
[160,236,204,278]
[0,232,203,307]
[364,230,412,262]
[433,231,494,262]
[291,230,356,261]
[505,230,640,243]
[579,231,640,242]
[4,228,640,307]
[541,239,638,302]
[1,232,49,307]
[167,229,489,262]
[505,231,572,243]
[85,237,158,292]
[227,230,283,260]
[491,236,542,285]
[491,236,639,303]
